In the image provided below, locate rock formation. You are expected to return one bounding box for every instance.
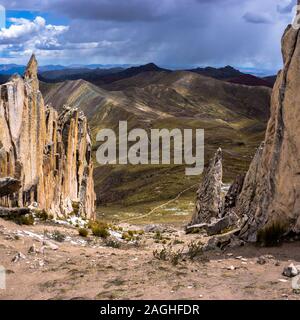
[0,55,96,219]
[221,17,300,242]
[188,148,241,236]
[0,177,21,197]
[190,148,223,225]
[221,173,245,218]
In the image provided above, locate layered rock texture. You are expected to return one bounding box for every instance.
[190,148,223,225]
[194,21,300,243]
[0,55,96,219]
[197,22,300,243]
[233,23,300,241]
[188,148,239,236]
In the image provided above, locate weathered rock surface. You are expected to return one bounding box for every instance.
[221,174,245,217]
[206,216,231,236]
[189,10,300,245]
[186,216,234,236]
[190,148,223,225]
[282,263,300,278]
[202,229,242,251]
[226,22,300,242]
[188,148,242,236]
[0,177,21,197]
[0,207,30,217]
[0,55,96,219]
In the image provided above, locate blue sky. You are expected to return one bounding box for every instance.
[0,0,297,72]
[5,10,69,27]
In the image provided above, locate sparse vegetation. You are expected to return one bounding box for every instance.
[154,231,163,241]
[9,214,35,226]
[91,221,110,238]
[105,239,121,249]
[78,228,89,237]
[34,209,49,221]
[121,232,133,241]
[153,245,184,265]
[187,241,203,260]
[71,201,80,215]
[153,246,168,261]
[173,239,184,245]
[169,248,184,266]
[257,222,287,247]
[128,230,134,237]
[51,230,66,242]
[121,229,142,242]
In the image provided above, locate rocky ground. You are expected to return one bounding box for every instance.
[0,218,300,300]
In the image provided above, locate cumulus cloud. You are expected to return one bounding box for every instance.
[0,0,295,70]
[0,16,68,57]
[0,16,67,44]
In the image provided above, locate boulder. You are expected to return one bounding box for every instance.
[0,207,30,217]
[283,263,299,278]
[187,216,233,236]
[11,252,26,263]
[206,216,231,236]
[0,178,21,197]
[203,229,241,251]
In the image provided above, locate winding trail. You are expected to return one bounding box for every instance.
[121,183,198,223]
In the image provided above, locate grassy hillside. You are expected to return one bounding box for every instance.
[41,70,271,223]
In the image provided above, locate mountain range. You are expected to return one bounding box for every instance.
[40,65,271,213]
[0,59,273,214]
[0,63,276,88]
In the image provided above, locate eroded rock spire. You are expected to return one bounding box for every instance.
[24,53,39,90]
[222,22,300,243]
[190,148,223,225]
[0,55,96,219]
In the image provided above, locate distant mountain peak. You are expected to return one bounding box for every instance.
[143,62,159,68]
[223,65,237,70]
[188,65,243,80]
[129,62,166,72]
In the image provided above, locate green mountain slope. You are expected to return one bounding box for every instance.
[41,70,271,222]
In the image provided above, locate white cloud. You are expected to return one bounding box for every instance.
[0,16,69,60]
[0,0,295,69]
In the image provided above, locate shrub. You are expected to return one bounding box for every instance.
[173,239,184,245]
[154,231,163,241]
[121,232,134,241]
[92,224,110,238]
[35,209,48,221]
[128,230,134,237]
[52,230,66,242]
[169,249,184,266]
[153,246,183,265]
[257,222,286,247]
[78,228,88,237]
[6,213,34,226]
[14,214,34,225]
[187,241,203,260]
[153,247,168,261]
[105,239,121,248]
[22,214,35,225]
[71,201,80,215]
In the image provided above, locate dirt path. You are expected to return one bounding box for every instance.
[1,218,300,300]
[121,184,198,223]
